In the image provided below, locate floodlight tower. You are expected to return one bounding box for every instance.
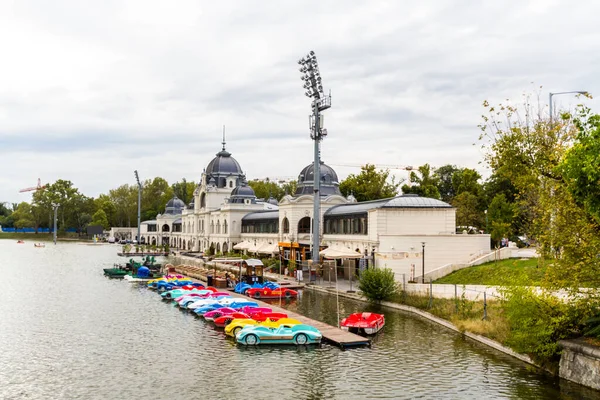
[134,170,142,244]
[298,51,331,266]
[51,203,60,245]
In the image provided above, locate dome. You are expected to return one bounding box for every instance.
[228,184,256,204]
[231,185,255,197]
[165,196,185,215]
[295,161,341,196]
[206,149,243,175]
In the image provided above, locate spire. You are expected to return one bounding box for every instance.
[222,125,226,151]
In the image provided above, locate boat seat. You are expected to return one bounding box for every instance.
[362,312,372,319]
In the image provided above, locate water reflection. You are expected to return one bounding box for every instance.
[0,241,598,400]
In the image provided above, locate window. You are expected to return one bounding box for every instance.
[216,220,220,234]
[229,181,233,188]
[282,217,289,233]
[211,221,214,234]
[224,220,228,234]
[298,217,311,234]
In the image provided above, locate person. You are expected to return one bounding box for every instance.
[284,266,288,276]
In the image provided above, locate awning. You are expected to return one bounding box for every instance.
[319,245,364,259]
[233,241,251,250]
[257,242,279,254]
[246,242,260,253]
[244,258,264,267]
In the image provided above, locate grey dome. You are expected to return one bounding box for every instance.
[206,150,242,175]
[228,184,256,204]
[165,196,185,215]
[295,161,341,196]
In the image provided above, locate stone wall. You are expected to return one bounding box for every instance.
[559,339,600,390]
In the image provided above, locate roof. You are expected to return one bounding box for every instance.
[324,195,451,217]
[244,258,264,267]
[141,220,157,224]
[242,210,279,221]
[173,218,182,224]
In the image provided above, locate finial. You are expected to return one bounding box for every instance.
[222,125,226,151]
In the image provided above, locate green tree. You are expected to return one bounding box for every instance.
[140,177,173,221]
[401,164,440,199]
[452,168,482,197]
[358,268,399,302]
[281,180,298,196]
[339,164,399,202]
[453,192,482,229]
[171,178,196,205]
[487,194,513,242]
[94,194,117,227]
[91,209,110,230]
[32,179,86,231]
[248,180,285,201]
[434,164,459,202]
[12,202,34,229]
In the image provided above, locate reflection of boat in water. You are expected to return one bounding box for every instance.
[34,243,46,248]
[17,240,25,244]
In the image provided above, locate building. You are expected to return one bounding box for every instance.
[139,141,490,280]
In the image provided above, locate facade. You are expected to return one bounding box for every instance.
[139,141,490,280]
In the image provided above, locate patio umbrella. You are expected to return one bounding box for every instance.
[233,241,250,250]
[257,242,279,254]
[319,245,363,259]
[246,242,260,253]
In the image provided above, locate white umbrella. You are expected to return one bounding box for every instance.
[233,241,250,250]
[257,242,279,254]
[319,245,363,259]
[246,242,260,253]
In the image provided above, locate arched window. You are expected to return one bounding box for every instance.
[298,217,311,234]
[211,221,214,234]
[224,220,228,234]
[200,193,206,208]
[162,224,170,232]
[282,217,290,233]
[229,181,233,188]
[216,220,220,234]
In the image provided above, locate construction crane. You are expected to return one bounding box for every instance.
[19,178,46,193]
[329,163,414,171]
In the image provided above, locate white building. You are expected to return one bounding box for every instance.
[139,141,490,279]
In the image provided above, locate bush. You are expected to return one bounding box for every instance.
[500,286,597,367]
[358,268,399,302]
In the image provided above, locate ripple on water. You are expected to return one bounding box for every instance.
[0,241,599,400]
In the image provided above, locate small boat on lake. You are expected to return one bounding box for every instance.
[17,240,25,244]
[34,243,45,248]
[340,312,385,335]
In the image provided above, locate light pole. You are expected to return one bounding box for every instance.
[134,170,142,245]
[421,242,426,284]
[298,50,332,268]
[549,91,588,123]
[52,203,60,245]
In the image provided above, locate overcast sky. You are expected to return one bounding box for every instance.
[1,0,598,204]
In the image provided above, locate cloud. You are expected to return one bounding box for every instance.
[0,0,599,203]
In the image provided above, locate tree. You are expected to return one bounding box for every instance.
[339,164,399,202]
[560,113,600,224]
[434,164,459,202]
[281,180,298,196]
[487,194,514,242]
[32,179,86,231]
[140,177,173,221]
[91,209,110,230]
[452,168,482,197]
[11,202,34,229]
[248,180,285,201]
[453,192,483,230]
[171,178,196,205]
[94,194,117,227]
[401,164,440,199]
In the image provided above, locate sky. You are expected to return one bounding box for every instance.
[1,0,599,204]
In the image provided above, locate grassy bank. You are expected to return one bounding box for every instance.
[433,258,546,286]
[0,232,88,241]
[390,292,509,345]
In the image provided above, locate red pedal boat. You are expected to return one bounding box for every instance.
[340,312,385,335]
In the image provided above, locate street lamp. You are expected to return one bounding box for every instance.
[51,203,60,245]
[549,91,588,123]
[421,242,426,284]
[298,50,332,268]
[134,171,142,246]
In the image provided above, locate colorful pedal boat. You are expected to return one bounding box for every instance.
[236,324,322,346]
[213,312,251,327]
[224,317,301,337]
[340,312,385,335]
[245,287,298,299]
[203,307,238,321]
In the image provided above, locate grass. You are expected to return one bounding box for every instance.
[389,292,509,345]
[0,232,87,241]
[433,258,547,286]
